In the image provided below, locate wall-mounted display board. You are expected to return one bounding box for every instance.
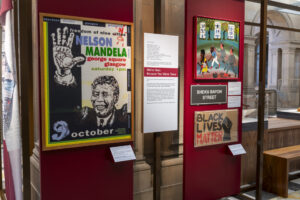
[40,13,134,150]
[194,16,240,80]
[143,33,179,133]
[194,109,238,147]
[184,0,244,199]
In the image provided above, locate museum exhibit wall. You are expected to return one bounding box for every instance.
[29,0,300,200]
[126,2,300,199]
[30,0,185,199]
[31,0,134,200]
[183,0,244,199]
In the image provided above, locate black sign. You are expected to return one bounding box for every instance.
[190,85,227,105]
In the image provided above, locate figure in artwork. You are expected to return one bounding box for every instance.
[195,17,240,79]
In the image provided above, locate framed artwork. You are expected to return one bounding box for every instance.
[40,13,134,150]
[194,16,240,80]
[194,109,238,147]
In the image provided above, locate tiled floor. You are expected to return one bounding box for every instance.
[221,178,300,200]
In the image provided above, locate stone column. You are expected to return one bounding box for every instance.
[160,1,184,199]
[160,0,184,157]
[30,0,41,198]
[279,47,297,108]
[282,47,296,87]
[244,36,256,90]
[243,36,257,110]
[264,47,279,115]
[133,0,153,199]
[267,48,279,89]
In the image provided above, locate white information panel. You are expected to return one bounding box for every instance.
[110,145,136,163]
[228,96,241,108]
[143,33,179,133]
[228,144,246,156]
[228,82,242,95]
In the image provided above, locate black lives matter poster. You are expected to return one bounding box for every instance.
[41,14,133,150]
[194,109,238,147]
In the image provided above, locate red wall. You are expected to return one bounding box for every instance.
[183,0,245,199]
[37,1,134,199]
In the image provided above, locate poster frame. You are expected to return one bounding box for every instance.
[193,16,241,81]
[194,109,239,148]
[39,13,135,151]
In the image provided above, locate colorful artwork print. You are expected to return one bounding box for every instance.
[40,13,134,150]
[195,17,240,79]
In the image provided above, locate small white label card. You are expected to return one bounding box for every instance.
[228,82,241,95]
[110,145,136,163]
[228,144,246,156]
[228,96,241,108]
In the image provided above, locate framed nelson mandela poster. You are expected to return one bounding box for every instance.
[39,13,134,150]
[194,16,240,80]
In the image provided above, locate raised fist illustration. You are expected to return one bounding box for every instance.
[222,116,232,141]
[51,27,85,86]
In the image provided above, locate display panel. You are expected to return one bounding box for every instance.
[194,109,238,147]
[40,13,134,150]
[143,33,179,133]
[190,85,227,105]
[194,17,240,80]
